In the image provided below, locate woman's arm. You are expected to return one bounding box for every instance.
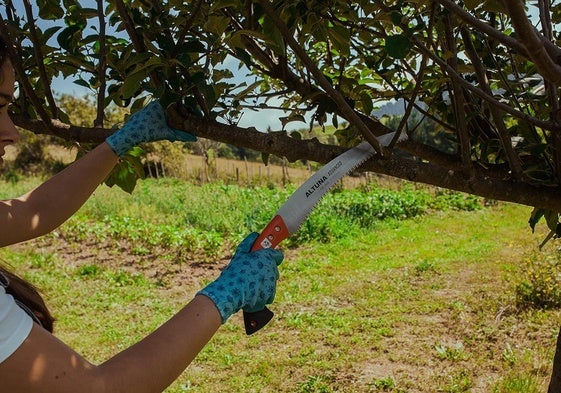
[0,232,283,392]
[0,295,221,393]
[0,142,119,247]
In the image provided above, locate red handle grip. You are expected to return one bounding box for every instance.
[243,215,289,335]
[251,215,290,251]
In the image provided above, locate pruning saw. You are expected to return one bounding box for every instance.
[243,131,407,335]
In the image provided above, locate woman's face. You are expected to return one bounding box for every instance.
[0,59,18,166]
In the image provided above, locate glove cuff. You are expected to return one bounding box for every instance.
[197,283,241,324]
[105,132,130,157]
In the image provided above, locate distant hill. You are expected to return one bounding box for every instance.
[373,100,406,117]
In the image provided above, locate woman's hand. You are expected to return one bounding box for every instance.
[197,233,284,323]
[106,100,196,157]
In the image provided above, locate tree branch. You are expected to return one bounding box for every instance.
[0,17,52,126]
[95,0,107,128]
[113,0,162,87]
[22,0,58,119]
[436,0,528,56]
[503,0,561,85]
[257,0,384,155]
[444,17,473,175]
[412,37,561,132]
[461,27,525,180]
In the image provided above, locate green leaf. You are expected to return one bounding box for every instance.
[120,71,147,99]
[261,152,270,166]
[57,25,82,50]
[73,78,91,89]
[279,114,306,129]
[37,0,64,20]
[104,148,145,194]
[328,25,350,56]
[359,92,373,115]
[529,207,545,233]
[384,34,412,59]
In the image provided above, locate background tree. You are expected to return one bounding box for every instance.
[3,0,561,389]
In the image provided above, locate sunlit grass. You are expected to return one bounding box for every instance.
[0,178,559,392]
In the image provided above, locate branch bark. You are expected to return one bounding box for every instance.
[257,0,384,155]
[22,0,58,119]
[503,0,561,85]
[166,107,561,212]
[95,0,107,128]
[412,37,561,132]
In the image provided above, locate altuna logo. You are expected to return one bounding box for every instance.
[305,176,328,198]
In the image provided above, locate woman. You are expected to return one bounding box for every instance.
[0,34,283,392]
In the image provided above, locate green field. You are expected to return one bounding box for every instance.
[1,178,560,392]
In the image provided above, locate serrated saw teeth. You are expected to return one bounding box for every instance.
[251,131,403,251]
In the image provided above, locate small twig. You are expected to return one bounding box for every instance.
[412,37,560,132]
[461,27,525,180]
[95,0,107,128]
[22,0,58,119]
[257,0,383,155]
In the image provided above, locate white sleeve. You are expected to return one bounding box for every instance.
[0,286,33,363]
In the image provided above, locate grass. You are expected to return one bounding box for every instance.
[1,178,560,392]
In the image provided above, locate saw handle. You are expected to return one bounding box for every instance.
[243,215,289,335]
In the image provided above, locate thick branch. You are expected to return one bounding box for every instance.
[503,0,561,85]
[437,0,528,56]
[166,108,561,212]
[11,116,112,143]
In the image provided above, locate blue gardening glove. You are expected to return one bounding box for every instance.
[106,100,196,157]
[198,233,284,324]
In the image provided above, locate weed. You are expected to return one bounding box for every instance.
[76,264,102,277]
[434,341,468,362]
[501,343,517,366]
[296,375,333,393]
[515,251,561,309]
[440,369,472,393]
[370,376,396,390]
[492,373,541,393]
[414,259,437,275]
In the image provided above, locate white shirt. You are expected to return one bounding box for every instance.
[0,286,33,363]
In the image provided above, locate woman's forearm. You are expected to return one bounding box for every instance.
[1,295,222,393]
[98,295,221,393]
[0,142,118,246]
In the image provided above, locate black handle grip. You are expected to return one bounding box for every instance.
[243,307,274,335]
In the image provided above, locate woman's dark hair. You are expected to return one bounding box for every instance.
[0,33,55,332]
[0,33,10,71]
[0,265,54,332]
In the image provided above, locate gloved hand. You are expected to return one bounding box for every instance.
[106,100,196,157]
[197,233,284,324]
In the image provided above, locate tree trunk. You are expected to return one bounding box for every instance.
[549,327,561,393]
